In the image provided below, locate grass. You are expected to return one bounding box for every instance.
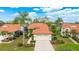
[0,36,34,51]
[55,44,79,51]
[52,35,79,51]
[56,35,73,44]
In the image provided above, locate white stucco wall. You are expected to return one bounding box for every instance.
[34,34,52,40]
[76,34,79,38]
[61,28,71,36]
[0,35,6,43]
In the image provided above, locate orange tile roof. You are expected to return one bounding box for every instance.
[0,24,20,32]
[62,24,79,32]
[28,23,52,34]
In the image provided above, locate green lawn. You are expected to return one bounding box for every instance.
[52,35,79,51]
[0,36,34,51]
[54,44,79,51]
[56,35,73,44]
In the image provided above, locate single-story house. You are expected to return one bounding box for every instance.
[0,24,20,33]
[28,23,52,40]
[61,23,79,38]
[0,24,21,42]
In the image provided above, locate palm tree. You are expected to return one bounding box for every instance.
[55,17,63,35]
[55,17,63,25]
[14,11,32,45]
[18,11,31,25]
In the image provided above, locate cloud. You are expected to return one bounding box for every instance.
[67,9,79,14]
[10,7,20,8]
[33,8,40,11]
[12,12,38,19]
[46,8,72,16]
[12,13,19,17]
[46,15,58,21]
[41,7,62,12]
[29,12,38,19]
[41,7,53,12]
[50,6,63,9]
[47,15,52,18]
[45,8,79,22]
[0,10,5,13]
[46,8,79,18]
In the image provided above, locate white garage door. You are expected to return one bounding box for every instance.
[34,35,51,40]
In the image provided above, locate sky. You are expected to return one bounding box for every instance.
[0,7,79,23]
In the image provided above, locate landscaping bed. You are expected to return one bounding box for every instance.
[51,35,79,51]
[51,35,73,44]
[72,37,79,43]
[0,36,34,51]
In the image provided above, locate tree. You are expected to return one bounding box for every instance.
[46,21,53,27]
[33,18,39,23]
[13,11,32,25]
[51,24,57,33]
[33,16,49,23]
[40,16,49,23]
[12,17,20,24]
[13,11,32,45]
[74,21,79,24]
[0,20,5,26]
[55,17,63,34]
[55,17,63,26]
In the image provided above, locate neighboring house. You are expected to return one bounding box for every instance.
[28,23,53,40]
[0,24,20,33]
[0,24,21,42]
[61,23,79,38]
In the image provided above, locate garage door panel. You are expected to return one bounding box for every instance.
[34,35,51,40]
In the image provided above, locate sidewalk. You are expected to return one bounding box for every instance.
[34,40,54,51]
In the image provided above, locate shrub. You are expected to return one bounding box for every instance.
[59,40,64,44]
[54,36,57,40]
[72,37,79,43]
[25,44,31,47]
[52,36,57,41]
[55,40,65,44]
[30,40,36,43]
[17,43,23,47]
[25,44,35,47]
[52,35,57,41]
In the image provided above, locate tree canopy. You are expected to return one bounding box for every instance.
[0,20,5,26]
[55,17,63,25]
[12,11,32,26]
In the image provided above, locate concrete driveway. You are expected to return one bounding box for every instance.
[34,40,54,51]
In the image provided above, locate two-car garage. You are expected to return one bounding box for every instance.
[28,23,54,51]
[34,34,52,40]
